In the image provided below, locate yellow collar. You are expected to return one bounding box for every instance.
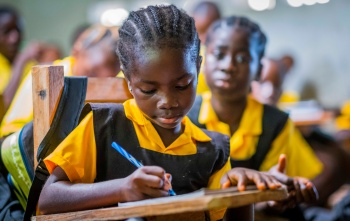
[199,92,263,136]
[124,99,211,143]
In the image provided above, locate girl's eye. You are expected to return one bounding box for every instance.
[235,54,251,64]
[176,82,191,91]
[140,89,156,95]
[213,50,225,60]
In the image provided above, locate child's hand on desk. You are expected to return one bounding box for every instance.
[267,154,318,210]
[121,166,170,202]
[220,167,281,191]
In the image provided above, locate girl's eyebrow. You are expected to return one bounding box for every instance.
[176,73,192,80]
[139,73,192,85]
[215,44,249,51]
[215,45,229,50]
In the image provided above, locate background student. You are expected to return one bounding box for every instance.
[191,1,221,94]
[0,5,44,121]
[187,15,320,220]
[251,55,350,219]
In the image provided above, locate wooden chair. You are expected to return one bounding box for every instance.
[31,65,132,169]
[31,65,288,221]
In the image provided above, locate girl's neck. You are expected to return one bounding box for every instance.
[211,96,247,135]
[152,123,184,147]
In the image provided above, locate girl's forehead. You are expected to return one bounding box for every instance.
[209,26,250,46]
[130,47,198,81]
[138,47,194,63]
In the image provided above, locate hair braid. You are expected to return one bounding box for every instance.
[206,15,266,61]
[170,5,179,36]
[117,5,200,78]
[148,6,162,35]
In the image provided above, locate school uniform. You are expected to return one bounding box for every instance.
[44,99,231,220]
[187,92,323,179]
[0,56,75,137]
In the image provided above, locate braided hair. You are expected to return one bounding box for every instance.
[206,16,267,62]
[73,25,119,55]
[117,5,200,78]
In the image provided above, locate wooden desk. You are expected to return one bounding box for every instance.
[32,187,287,221]
[293,111,334,127]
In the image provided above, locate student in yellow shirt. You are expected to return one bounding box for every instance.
[251,56,299,106]
[187,15,320,219]
[0,6,42,120]
[0,24,121,138]
[38,5,281,220]
[251,56,350,211]
[191,1,221,94]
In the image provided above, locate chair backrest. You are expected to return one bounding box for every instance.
[32,65,132,169]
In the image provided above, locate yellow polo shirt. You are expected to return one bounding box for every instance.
[44,99,230,220]
[198,92,323,179]
[0,56,75,137]
[0,53,12,95]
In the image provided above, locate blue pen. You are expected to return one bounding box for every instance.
[111,142,176,196]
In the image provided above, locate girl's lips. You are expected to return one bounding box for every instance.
[214,79,236,89]
[158,116,181,124]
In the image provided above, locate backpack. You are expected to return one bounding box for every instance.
[0,77,87,220]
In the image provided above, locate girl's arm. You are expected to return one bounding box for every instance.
[38,165,169,215]
[3,43,42,109]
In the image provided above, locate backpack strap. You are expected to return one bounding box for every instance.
[79,103,139,182]
[24,77,87,220]
[187,95,206,129]
[251,104,289,170]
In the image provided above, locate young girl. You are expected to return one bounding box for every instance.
[38,5,280,220]
[187,16,321,215]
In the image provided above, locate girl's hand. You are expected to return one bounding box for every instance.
[267,154,318,210]
[18,42,43,62]
[220,167,281,191]
[292,176,318,204]
[120,166,169,202]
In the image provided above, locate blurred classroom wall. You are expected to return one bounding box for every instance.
[1,0,349,109]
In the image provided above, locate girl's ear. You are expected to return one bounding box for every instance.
[127,80,134,96]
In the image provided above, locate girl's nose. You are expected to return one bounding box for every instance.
[157,93,179,109]
[220,56,237,74]
[8,29,20,44]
